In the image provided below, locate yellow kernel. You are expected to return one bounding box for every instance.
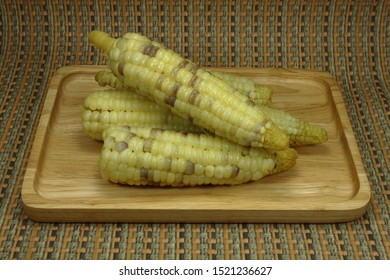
[177,158,186,173]
[164,158,172,171]
[159,171,167,182]
[176,69,193,84]
[116,38,128,51]
[194,163,204,175]
[142,153,153,169]
[147,57,165,73]
[175,174,184,184]
[109,47,121,61]
[100,152,110,170]
[107,160,117,172]
[252,170,264,181]
[91,111,100,122]
[214,166,224,179]
[109,170,119,182]
[153,170,161,182]
[185,161,195,175]
[223,166,232,178]
[205,165,214,177]
[83,109,92,120]
[119,149,130,163]
[167,173,175,184]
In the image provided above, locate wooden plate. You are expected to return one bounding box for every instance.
[21,66,370,223]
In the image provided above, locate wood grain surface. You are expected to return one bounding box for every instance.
[21,66,370,223]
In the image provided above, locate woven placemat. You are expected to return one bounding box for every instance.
[0,0,389,260]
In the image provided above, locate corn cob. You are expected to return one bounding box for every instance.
[96,69,272,106]
[100,126,298,186]
[82,89,204,140]
[89,30,289,150]
[91,72,327,146]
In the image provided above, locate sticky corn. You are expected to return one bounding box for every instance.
[89,30,289,150]
[100,126,298,186]
[88,74,327,145]
[95,69,272,105]
[82,89,203,140]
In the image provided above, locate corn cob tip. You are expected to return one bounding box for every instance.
[270,148,298,174]
[290,126,328,147]
[89,30,116,52]
[262,126,290,151]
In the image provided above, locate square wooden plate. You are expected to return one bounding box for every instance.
[21,66,370,223]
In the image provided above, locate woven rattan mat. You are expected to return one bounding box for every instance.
[1,0,389,260]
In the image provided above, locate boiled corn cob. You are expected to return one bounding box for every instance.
[82,89,204,140]
[90,73,327,146]
[89,30,289,150]
[100,126,298,186]
[95,69,272,106]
